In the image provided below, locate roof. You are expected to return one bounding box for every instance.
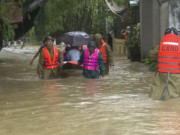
[105,0,127,17]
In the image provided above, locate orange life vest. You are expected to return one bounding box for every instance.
[43,46,59,69]
[100,39,108,64]
[158,33,180,73]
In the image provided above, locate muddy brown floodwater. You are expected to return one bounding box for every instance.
[0,46,180,135]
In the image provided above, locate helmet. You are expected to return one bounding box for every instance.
[88,41,96,48]
[43,36,54,43]
[94,33,103,40]
[165,27,178,35]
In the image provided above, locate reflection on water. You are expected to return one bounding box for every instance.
[0,46,180,135]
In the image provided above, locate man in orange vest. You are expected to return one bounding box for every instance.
[94,33,114,75]
[150,27,180,100]
[37,36,63,79]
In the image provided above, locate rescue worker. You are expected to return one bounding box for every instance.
[37,36,63,79]
[78,41,105,79]
[30,39,64,65]
[94,33,114,75]
[150,27,180,100]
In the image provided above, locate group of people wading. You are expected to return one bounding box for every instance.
[30,33,114,79]
[30,27,180,101]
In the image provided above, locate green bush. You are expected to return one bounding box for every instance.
[144,57,157,71]
[124,23,141,61]
[124,23,140,48]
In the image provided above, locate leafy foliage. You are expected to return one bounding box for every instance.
[144,45,159,71]
[124,23,140,48]
[35,0,108,40]
[144,57,157,71]
[1,0,128,42]
[109,0,128,6]
[34,0,128,40]
[0,0,25,41]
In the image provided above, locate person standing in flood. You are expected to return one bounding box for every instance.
[30,38,63,65]
[150,27,180,100]
[78,41,105,79]
[94,33,114,75]
[37,36,63,79]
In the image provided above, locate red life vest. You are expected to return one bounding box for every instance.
[100,39,108,64]
[43,46,59,69]
[124,34,127,40]
[158,33,180,73]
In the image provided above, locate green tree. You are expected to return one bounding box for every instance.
[0,0,24,41]
[34,0,128,40]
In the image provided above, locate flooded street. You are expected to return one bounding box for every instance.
[0,46,180,135]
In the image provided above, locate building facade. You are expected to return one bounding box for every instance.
[140,0,180,59]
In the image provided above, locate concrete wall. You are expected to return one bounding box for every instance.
[140,0,169,60]
[140,0,159,60]
[160,3,169,39]
[112,38,127,56]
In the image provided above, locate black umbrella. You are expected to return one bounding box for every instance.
[57,31,93,46]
